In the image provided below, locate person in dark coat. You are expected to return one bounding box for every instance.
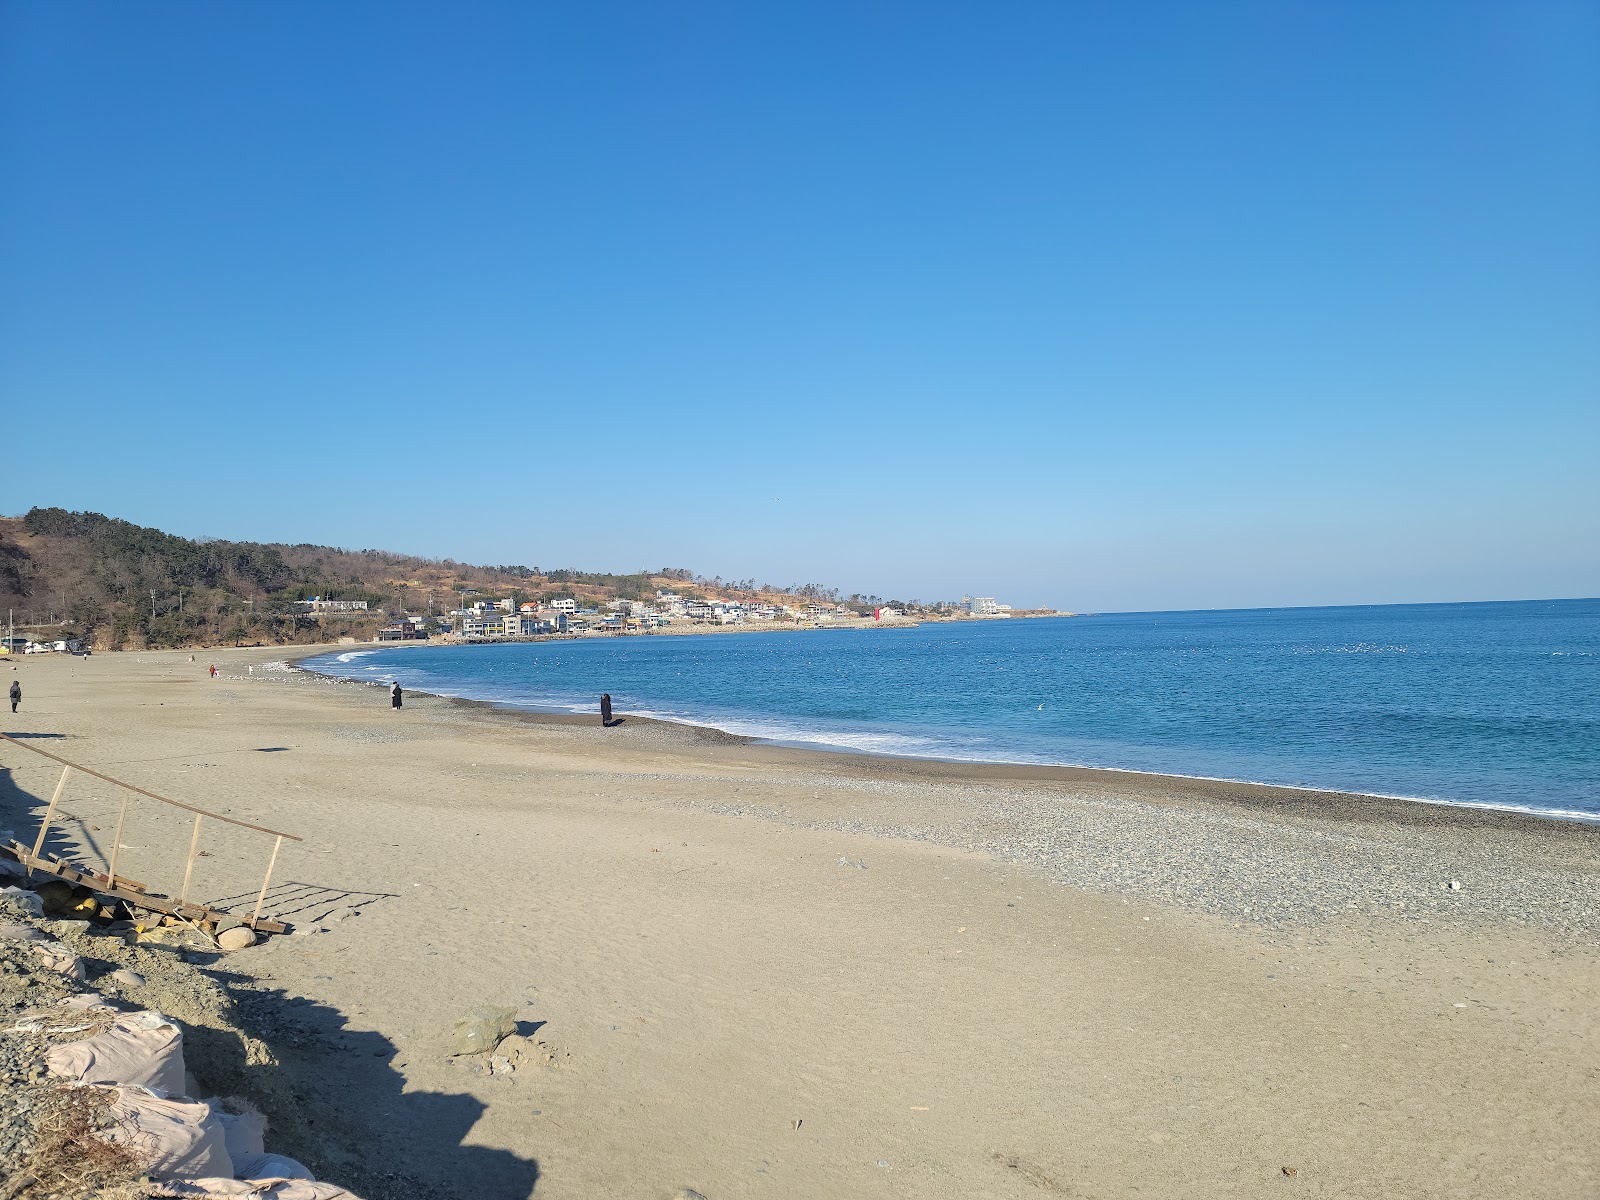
[8,680,18,713]
[600,693,612,726]
[391,681,403,710]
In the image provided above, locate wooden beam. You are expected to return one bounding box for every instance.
[249,835,284,930]
[179,814,202,905]
[108,794,129,888]
[0,731,301,841]
[26,767,72,877]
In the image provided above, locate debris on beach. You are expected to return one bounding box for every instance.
[447,1004,518,1056]
[0,891,366,1199]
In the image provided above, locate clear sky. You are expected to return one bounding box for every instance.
[3,2,1596,612]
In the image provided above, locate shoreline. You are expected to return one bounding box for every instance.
[289,642,1600,832]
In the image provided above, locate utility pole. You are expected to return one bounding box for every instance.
[150,590,157,619]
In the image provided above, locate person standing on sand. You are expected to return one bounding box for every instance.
[600,693,612,726]
[208,663,217,678]
[8,680,18,713]
[391,681,403,710]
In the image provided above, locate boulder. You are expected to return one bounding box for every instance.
[448,1005,518,1056]
[217,926,257,952]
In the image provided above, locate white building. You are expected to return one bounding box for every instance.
[294,598,369,613]
[969,597,1012,617]
[550,598,577,615]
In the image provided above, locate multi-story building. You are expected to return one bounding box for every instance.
[969,597,1012,617]
[294,597,369,613]
[376,620,426,641]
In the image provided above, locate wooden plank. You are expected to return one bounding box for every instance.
[179,814,202,905]
[26,766,72,873]
[108,793,129,889]
[250,836,284,930]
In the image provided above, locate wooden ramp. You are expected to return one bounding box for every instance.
[2,841,290,935]
[0,731,303,935]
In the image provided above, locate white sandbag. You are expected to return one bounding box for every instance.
[235,1152,316,1181]
[154,1180,363,1199]
[216,1105,268,1162]
[102,1086,234,1179]
[259,1182,364,1199]
[149,1178,256,1197]
[60,991,113,1011]
[45,1009,186,1094]
[30,942,88,981]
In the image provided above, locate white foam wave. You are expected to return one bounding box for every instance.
[629,709,945,756]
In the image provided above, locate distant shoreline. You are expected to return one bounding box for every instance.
[287,641,1600,831]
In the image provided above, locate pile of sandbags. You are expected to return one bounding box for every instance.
[41,995,363,1199]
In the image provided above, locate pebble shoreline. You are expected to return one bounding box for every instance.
[255,659,1600,943]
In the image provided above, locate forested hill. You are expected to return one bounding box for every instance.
[0,508,874,650]
[1,507,569,648]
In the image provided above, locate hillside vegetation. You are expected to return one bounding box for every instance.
[0,508,936,650]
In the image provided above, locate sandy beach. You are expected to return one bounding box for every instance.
[2,645,1596,1199]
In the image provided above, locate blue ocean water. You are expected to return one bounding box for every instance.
[303,599,1600,820]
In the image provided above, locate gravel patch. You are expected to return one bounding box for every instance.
[637,770,1600,940]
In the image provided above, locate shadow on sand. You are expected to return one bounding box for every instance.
[201,965,541,1200]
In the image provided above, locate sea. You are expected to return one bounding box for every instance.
[301,598,1600,821]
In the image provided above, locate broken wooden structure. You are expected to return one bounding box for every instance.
[0,730,302,935]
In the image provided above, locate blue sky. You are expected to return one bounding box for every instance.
[2,2,1596,611]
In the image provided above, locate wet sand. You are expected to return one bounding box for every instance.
[1,646,1596,1199]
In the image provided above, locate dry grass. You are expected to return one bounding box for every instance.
[5,1083,149,1200]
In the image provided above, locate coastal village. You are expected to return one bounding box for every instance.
[3,592,1033,654]
[369,592,1024,644]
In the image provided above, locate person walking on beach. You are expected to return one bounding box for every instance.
[391,681,403,710]
[8,680,18,714]
[600,692,612,727]
[208,663,217,678]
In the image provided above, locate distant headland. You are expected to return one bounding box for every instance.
[0,507,1066,653]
